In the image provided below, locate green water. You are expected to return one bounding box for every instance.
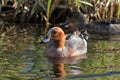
[0,24,120,80]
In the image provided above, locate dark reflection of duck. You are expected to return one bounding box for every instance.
[47,55,86,64]
[47,55,86,78]
[53,63,66,78]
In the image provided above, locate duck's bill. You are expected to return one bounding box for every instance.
[40,36,50,44]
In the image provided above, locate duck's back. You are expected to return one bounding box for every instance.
[65,33,87,55]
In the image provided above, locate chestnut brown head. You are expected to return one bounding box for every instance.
[50,27,65,41]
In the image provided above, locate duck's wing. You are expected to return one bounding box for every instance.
[65,33,87,54]
[65,33,85,49]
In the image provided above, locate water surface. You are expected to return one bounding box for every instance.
[0,23,120,80]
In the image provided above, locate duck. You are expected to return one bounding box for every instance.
[40,27,87,57]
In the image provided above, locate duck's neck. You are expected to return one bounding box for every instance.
[54,38,65,48]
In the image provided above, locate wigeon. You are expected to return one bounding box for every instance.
[40,27,87,57]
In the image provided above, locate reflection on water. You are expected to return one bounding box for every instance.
[48,55,86,78]
[53,63,66,78]
[0,23,120,79]
[47,55,86,64]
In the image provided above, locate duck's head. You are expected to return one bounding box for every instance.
[40,27,66,48]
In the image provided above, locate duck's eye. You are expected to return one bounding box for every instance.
[52,31,57,34]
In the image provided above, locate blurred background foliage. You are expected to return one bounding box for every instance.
[0,0,120,27]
